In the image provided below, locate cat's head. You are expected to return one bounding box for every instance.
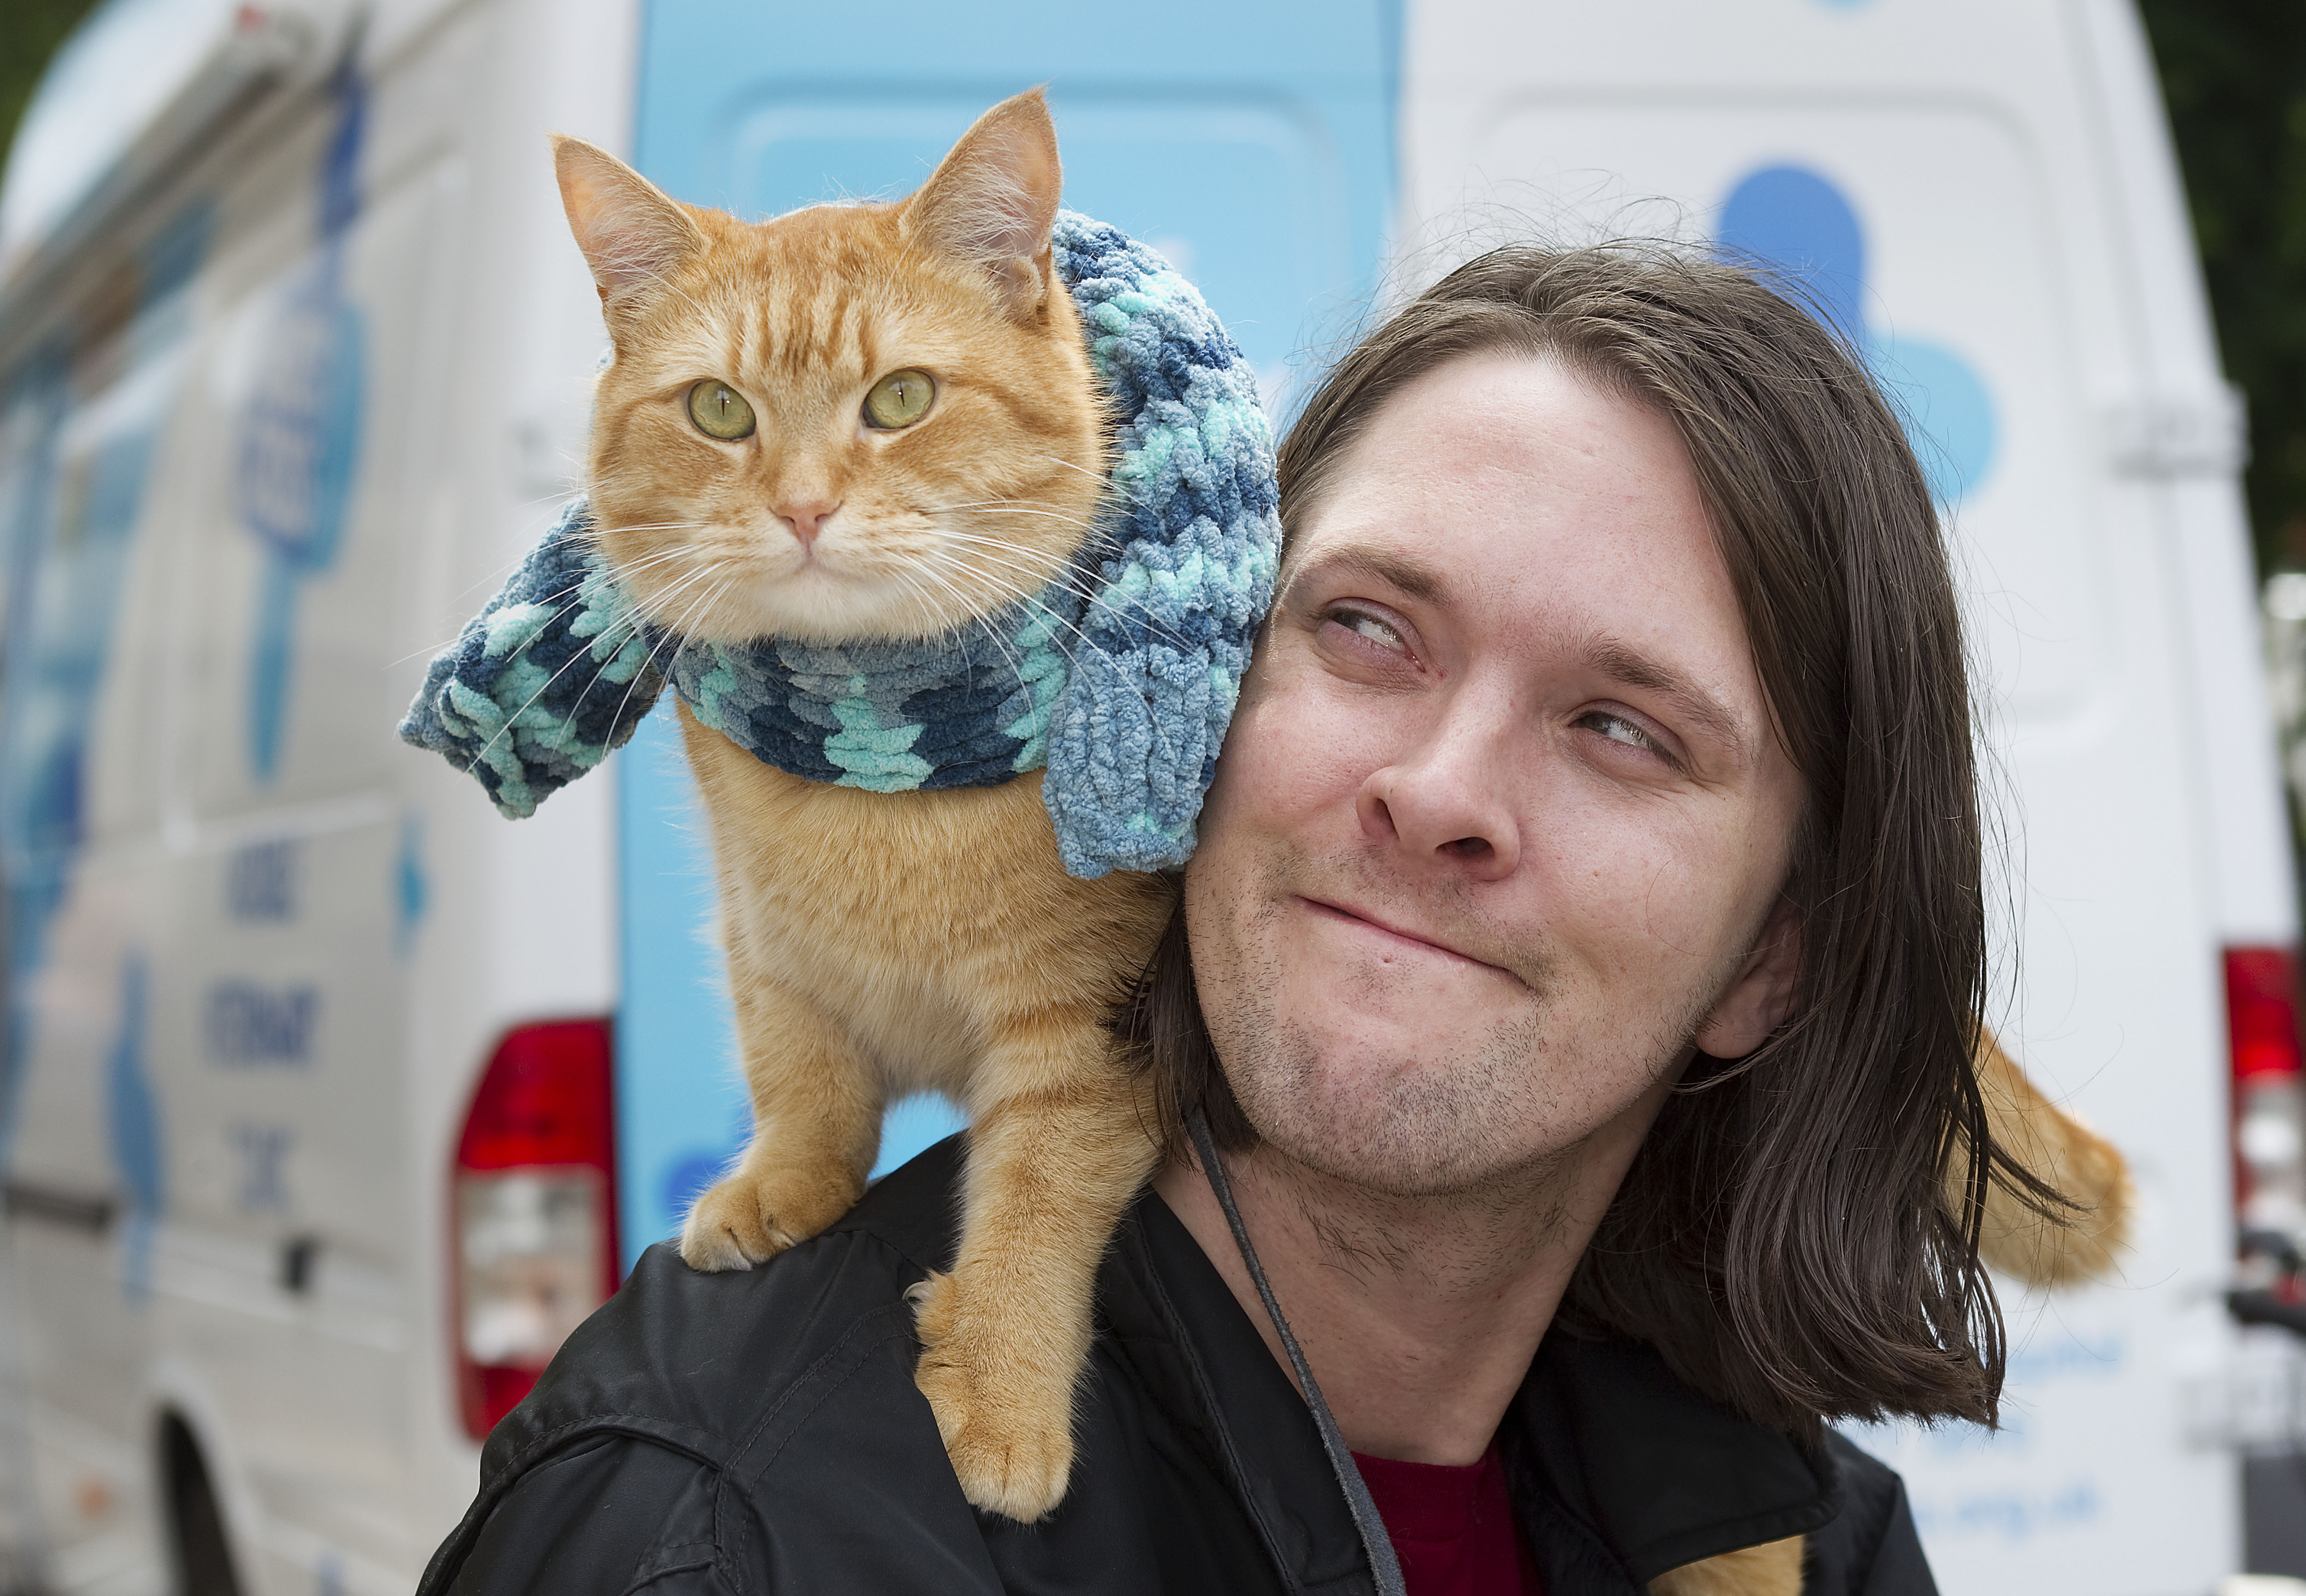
[554,89,1102,646]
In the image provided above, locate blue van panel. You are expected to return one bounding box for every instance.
[616,0,1398,1268]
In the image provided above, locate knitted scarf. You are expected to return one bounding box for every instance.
[399,213,1281,879]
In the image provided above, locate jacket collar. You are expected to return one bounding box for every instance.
[1105,1187,1839,1594]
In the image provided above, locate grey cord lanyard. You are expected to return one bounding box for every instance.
[1186,1109,1409,1596]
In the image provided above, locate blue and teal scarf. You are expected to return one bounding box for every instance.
[398,213,1280,879]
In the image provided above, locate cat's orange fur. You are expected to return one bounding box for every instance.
[554,92,1173,1520]
[550,84,2134,1531]
[1967,1029,2132,1287]
[1651,1537,1805,1596]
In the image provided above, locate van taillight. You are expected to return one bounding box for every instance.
[2227,948,2306,1245]
[452,1020,618,1441]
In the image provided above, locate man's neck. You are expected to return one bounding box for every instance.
[1151,1100,1662,1467]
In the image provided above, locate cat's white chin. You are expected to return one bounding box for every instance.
[688,565,1024,645]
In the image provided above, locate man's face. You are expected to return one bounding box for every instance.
[1185,353,1807,1197]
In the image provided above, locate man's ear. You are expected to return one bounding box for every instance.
[899,88,1063,320]
[1694,901,1801,1060]
[551,134,707,319]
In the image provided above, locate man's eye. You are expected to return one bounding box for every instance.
[1326,608,1406,653]
[1579,710,1659,754]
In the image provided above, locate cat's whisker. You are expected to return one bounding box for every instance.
[909,552,1200,766]
[587,558,729,658]
[1036,455,1117,491]
[593,546,713,590]
[915,545,1102,642]
[670,570,741,641]
[909,540,1094,631]
[589,521,716,539]
[589,566,736,745]
[888,564,1012,674]
[912,547,1120,686]
[948,546,1206,774]
[590,625,683,755]
[582,545,717,589]
[923,498,1098,528]
[471,582,697,765]
[399,529,718,670]
[440,539,579,614]
[601,608,690,739]
[922,529,1185,651]
[903,560,1034,686]
[393,567,617,670]
[925,501,1100,534]
[923,519,1150,613]
[891,547,1000,629]
[583,560,739,742]
[468,558,728,768]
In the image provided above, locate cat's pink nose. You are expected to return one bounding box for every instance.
[776,499,840,552]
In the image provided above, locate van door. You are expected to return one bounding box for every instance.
[0,185,209,1587]
[151,52,470,1591]
[1400,1,2259,1590]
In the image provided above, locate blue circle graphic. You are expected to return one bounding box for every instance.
[1715,164,1997,507]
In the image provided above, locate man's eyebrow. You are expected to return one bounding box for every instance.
[1580,637,1749,760]
[1280,541,1451,607]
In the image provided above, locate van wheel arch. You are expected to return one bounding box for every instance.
[157,1413,244,1596]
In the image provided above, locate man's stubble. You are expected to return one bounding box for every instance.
[1188,834,1745,1220]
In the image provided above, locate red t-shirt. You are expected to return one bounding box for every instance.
[1352,1442,1544,1596]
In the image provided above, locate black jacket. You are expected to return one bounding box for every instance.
[420,1138,1934,1595]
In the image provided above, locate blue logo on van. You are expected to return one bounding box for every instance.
[204,980,321,1067]
[395,813,428,955]
[107,955,162,1298]
[1716,165,1996,506]
[238,64,367,782]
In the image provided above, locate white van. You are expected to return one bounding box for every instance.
[0,0,2291,1591]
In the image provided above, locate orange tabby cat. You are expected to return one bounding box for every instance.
[554,92,1171,1520]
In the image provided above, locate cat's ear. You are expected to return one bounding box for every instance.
[902,89,1064,321]
[552,135,707,319]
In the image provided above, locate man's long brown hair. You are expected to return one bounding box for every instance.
[1123,242,2033,1440]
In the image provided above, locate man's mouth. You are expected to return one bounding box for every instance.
[1300,897,1497,971]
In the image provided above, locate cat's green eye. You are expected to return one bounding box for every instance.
[863,368,935,430]
[688,380,756,441]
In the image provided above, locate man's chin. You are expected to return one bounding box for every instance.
[1251,1118,1546,1201]
[1228,1052,1557,1200]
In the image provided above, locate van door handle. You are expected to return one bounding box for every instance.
[1,1181,116,1234]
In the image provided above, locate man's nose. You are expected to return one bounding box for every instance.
[1354,716,1521,879]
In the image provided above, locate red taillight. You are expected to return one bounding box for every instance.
[2227,948,2304,1082]
[451,1019,618,1441]
[2226,948,2306,1246]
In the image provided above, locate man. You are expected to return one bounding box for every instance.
[421,243,1999,1595]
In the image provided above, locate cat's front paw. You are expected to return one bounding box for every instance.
[678,1167,855,1272]
[909,1270,1076,1521]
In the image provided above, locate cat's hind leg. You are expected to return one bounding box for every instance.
[909,1015,1159,1521]
[680,974,882,1272]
